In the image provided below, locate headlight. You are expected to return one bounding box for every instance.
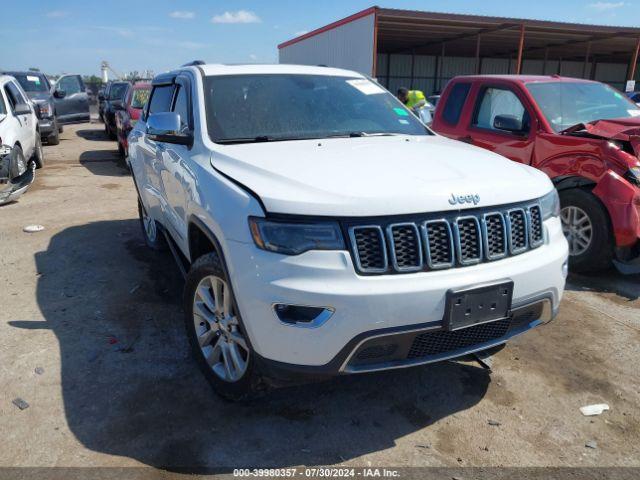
[624,166,640,187]
[35,101,53,117]
[248,217,345,255]
[540,189,560,220]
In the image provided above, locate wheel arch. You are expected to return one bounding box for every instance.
[187,216,227,267]
[552,175,596,192]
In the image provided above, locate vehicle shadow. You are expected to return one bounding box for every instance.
[566,269,640,302]
[24,219,490,471]
[76,129,110,142]
[79,151,128,176]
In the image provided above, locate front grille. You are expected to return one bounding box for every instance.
[424,220,454,268]
[347,201,543,275]
[483,212,507,260]
[350,226,387,272]
[507,209,528,253]
[529,206,544,247]
[407,319,511,359]
[456,217,482,264]
[388,223,422,271]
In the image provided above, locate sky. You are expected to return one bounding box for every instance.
[0,0,638,76]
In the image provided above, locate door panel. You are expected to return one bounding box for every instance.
[159,80,192,243]
[54,75,89,123]
[467,86,536,164]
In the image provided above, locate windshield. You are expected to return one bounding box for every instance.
[204,74,429,143]
[109,83,129,100]
[526,81,640,132]
[12,73,48,93]
[131,88,150,109]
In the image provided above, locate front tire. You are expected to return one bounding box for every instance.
[47,127,60,146]
[31,135,44,169]
[559,188,613,272]
[184,252,262,401]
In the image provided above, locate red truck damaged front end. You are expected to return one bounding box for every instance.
[431,75,640,272]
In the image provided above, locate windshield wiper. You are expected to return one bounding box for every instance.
[216,136,272,144]
[323,132,404,139]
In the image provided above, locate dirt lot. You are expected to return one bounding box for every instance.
[0,122,639,472]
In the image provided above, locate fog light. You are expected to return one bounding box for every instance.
[562,259,569,278]
[273,304,334,327]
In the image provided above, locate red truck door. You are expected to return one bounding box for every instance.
[465,84,537,165]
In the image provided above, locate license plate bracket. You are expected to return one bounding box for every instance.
[444,280,514,331]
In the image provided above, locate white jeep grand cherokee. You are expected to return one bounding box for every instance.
[128,64,568,400]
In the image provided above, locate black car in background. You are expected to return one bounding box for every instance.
[2,71,90,145]
[101,81,130,139]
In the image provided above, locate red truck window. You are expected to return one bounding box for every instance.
[441,83,471,125]
[473,87,529,133]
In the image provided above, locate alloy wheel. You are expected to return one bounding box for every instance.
[193,275,249,382]
[561,206,593,256]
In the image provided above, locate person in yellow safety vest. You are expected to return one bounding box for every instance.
[397,87,427,111]
[397,87,432,124]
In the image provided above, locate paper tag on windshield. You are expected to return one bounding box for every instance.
[346,79,385,95]
[26,75,40,83]
[628,110,640,117]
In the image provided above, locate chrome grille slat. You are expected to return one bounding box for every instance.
[423,220,455,269]
[528,205,544,247]
[506,208,528,255]
[386,223,423,272]
[454,216,482,265]
[482,212,507,260]
[348,201,545,275]
[349,225,388,273]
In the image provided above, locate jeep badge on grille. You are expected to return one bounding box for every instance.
[448,193,481,206]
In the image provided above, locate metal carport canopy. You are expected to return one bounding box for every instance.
[375,7,640,70]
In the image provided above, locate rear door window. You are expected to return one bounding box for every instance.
[473,87,529,133]
[441,82,471,125]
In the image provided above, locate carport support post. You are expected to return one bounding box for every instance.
[583,41,591,78]
[629,37,640,81]
[542,47,549,75]
[475,34,482,74]
[515,24,525,74]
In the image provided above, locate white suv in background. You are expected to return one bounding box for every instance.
[128,64,568,400]
[0,75,42,205]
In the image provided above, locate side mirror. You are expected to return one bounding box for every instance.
[53,89,67,99]
[13,103,32,116]
[493,114,526,134]
[98,93,105,101]
[146,112,192,146]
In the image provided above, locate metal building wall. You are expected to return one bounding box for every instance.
[278,13,375,75]
[377,53,629,95]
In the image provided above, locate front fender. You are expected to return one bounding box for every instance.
[592,171,640,247]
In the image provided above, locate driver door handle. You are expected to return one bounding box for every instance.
[458,135,474,144]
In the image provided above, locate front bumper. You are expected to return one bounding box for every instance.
[38,117,56,135]
[226,217,568,371]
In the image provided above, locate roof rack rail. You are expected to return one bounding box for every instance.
[181,60,206,67]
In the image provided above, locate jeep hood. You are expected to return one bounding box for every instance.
[210,135,552,217]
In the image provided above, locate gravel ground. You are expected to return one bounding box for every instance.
[0,122,639,473]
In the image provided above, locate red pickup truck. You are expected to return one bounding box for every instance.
[431,75,640,273]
